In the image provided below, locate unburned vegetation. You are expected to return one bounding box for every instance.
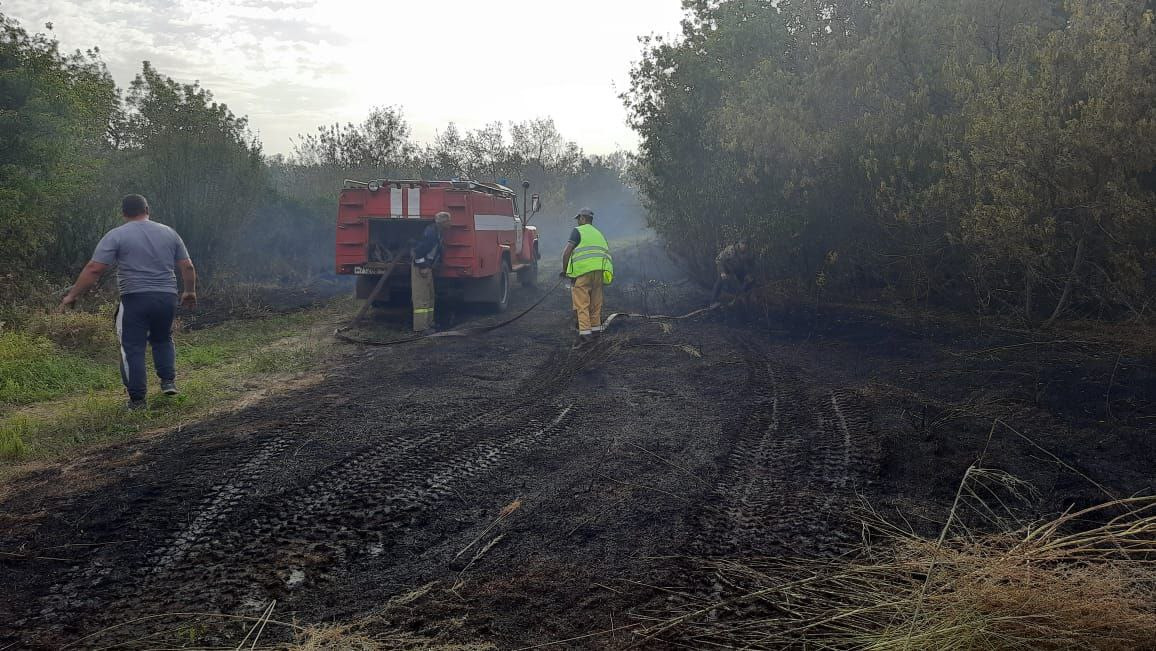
[627,0,1156,325]
[0,298,344,474]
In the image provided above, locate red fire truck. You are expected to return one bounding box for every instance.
[335,179,541,312]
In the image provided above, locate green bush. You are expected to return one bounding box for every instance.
[0,332,113,405]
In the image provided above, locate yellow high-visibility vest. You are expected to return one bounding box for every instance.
[567,224,614,285]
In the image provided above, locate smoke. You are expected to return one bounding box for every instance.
[533,181,683,285]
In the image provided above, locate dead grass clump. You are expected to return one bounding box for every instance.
[24,308,117,353]
[63,583,492,649]
[289,623,492,651]
[200,277,276,317]
[289,622,380,650]
[639,470,1156,650]
[286,582,494,651]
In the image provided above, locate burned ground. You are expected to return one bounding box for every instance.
[1,278,1153,649]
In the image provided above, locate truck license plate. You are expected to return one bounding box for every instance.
[353,267,381,275]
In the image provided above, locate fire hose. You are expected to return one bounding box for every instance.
[333,272,721,348]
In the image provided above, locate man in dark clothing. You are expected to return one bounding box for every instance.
[711,240,754,305]
[411,211,451,331]
[60,194,196,410]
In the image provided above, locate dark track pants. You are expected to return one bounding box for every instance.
[115,292,177,401]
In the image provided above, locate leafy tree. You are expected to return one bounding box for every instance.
[115,61,265,273]
[952,0,1156,322]
[292,105,410,171]
[510,117,582,174]
[624,0,795,279]
[628,0,1155,322]
[427,122,467,177]
[0,13,118,280]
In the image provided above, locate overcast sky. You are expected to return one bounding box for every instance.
[4,0,686,156]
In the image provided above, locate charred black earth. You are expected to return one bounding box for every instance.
[2,278,1153,649]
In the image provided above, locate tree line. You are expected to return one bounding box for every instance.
[0,11,636,305]
[627,0,1156,324]
[279,108,641,250]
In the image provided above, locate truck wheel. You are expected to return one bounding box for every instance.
[492,258,511,313]
[518,260,538,288]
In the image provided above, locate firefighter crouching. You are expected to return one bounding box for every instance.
[561,207,614,349]
[411,211,452,332]
[711,240,754,307]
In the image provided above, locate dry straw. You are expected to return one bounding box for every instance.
[636,468,1156,650]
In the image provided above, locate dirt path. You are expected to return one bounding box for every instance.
[2,283,1153,649]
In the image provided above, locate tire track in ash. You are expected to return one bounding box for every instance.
[32,405,351,622]
[691,343,879,558]
[162,400,578,613]
[35,340,606,642]
[150,434,291,572]
[164,342,613,602]
[60,344,585,596]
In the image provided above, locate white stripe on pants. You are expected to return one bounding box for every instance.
[115,302,129,387]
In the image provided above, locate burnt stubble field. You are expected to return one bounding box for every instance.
[2,280,1153,649]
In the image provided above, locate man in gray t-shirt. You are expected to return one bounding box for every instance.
[61,194,198,409]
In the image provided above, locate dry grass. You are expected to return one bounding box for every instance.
[284,581,494,650]
[283,579,495,650]
[637,469,1156,650]
[24,307,118,353]
[62,582,493,650]
[289,624,492,651]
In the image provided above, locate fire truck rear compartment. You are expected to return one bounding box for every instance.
[354,220,425,303]
[367,219,427,264]
[356,218,500,306]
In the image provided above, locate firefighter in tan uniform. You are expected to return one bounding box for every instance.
[561,208,614,349]
[411,211,451,332]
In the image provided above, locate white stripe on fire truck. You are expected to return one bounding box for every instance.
[407,187,421,218]
[390,187,403,218]
[474,214,517,231]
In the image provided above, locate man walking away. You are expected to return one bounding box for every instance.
[561,207,614,349]
[60,194,196,410]
[711,240,754,307]
[411,211,451,332]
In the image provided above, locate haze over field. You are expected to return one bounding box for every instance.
[3,0,685,155]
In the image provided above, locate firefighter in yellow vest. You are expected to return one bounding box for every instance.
[561,207,614,349]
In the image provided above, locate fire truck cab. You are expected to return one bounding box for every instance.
[335,179,541,312]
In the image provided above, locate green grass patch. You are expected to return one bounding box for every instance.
[0,332,117,405]
[0,300,348,468]
[0,416,28,460]
[176,342,232,368]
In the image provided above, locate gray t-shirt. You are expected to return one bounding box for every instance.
[92,220,190,295]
